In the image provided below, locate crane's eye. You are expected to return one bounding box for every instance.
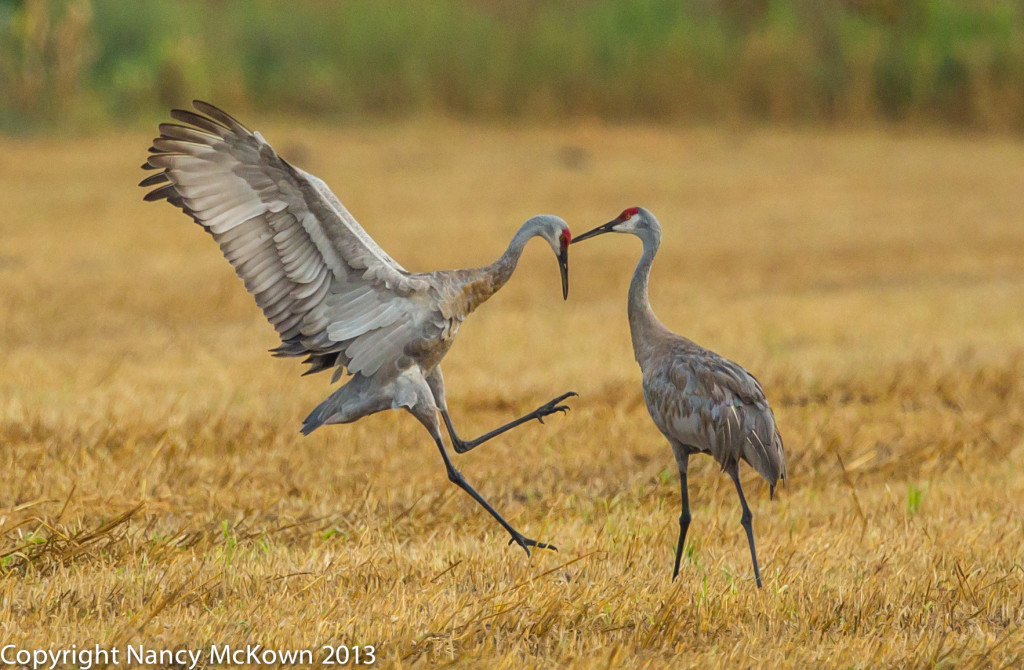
[620,206,639,220]
[560,230,571,247]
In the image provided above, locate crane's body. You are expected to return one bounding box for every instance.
[573,207,786,587]
[141,101,574,554]
[297,227,574,445]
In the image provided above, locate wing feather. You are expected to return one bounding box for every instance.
[646,343,786,486]
[345,319,418,377]
[169,108,233,137]
[141,101,437,380]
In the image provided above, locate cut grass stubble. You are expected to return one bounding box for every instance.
[1,121,1024,666]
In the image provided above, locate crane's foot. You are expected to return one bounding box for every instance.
[531,391,578,424]
[507,533,558,556]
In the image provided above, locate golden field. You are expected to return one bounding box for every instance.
[1,120,1023,667]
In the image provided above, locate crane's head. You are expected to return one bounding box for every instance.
[572,206,659,244]
[524,214,572,300]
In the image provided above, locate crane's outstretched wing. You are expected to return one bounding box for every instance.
[645,343,787,487]
[141,101,434,378]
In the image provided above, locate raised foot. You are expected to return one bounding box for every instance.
[532,391,578,425]
[507,534,558,556]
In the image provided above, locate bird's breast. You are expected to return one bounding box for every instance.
[448,272,502,318]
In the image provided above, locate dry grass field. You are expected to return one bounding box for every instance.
[2,119,1024,667]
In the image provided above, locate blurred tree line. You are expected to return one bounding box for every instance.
[3,0,1024,132]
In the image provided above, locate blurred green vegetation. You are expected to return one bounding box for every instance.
[4,0,1024,131]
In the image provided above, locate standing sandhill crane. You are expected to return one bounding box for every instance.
[140,101,576,554]
[572,207,786,587]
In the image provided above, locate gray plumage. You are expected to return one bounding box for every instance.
[141,101,575,554]
[573,206,786,587]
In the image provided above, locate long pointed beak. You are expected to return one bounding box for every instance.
[571,219,618,244]
[558,246,569,300]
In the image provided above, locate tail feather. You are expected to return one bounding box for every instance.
[742,417,786,489]
[299,374,376,435]
[300,405,328,435]
[301,388,343,435]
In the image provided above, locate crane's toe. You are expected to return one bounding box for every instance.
[533,391,578,424]
[507,534,558,555]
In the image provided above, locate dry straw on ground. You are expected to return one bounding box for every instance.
[2,121,1023,666]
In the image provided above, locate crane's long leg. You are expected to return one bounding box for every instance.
[726,461,763,589]
[412,368,556,554]
[672,449,691,581]
[430,431,556,555]
[441,391,577,454]
[426,367,575,454]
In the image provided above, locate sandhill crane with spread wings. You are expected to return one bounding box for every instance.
[140,101,575,554]
[572,207,786,587]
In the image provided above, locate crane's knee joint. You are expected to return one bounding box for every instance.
[740,509,752,525]
[446,467,465,485]
[679,511,691,527]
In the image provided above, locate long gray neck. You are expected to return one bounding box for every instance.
[628,230,668,363]
[449,223,540,319]
[489,223,535,288]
